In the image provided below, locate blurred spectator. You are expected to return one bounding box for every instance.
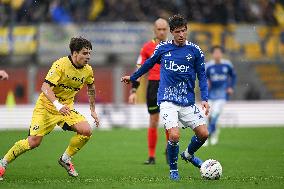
[0,0,282,25]
[262,0,278,26]
[49,0,72,24]
[244,83,261,100]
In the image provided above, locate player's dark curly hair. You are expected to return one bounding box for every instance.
[69,37,92,54]
[211,45,225,53]
[168,14,187,31]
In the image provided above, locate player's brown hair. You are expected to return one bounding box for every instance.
[69,37,92,54]
[168,14,187,32]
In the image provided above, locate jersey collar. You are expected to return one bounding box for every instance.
[68,55,84,69]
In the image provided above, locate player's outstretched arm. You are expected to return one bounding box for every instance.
[129,43,163,82]
[87,83,99,127]
[41,82,71,116]
[0,70,9,80]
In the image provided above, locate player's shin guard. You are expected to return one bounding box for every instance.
[65,134,91,157]
[187,135,205,155]
[167,140,179,171]
[3,139,31,163]
[148,128,157,158]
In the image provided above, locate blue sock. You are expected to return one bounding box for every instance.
[167,140,179,170]
[187,135,205,155]
[208,114,219,135]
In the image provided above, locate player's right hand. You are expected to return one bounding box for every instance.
[59,105,71,116]
[121,76,131,84]
[128,93,137,104]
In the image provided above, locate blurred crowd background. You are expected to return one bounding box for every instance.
[1,0,284,25]
[0,0,284,106]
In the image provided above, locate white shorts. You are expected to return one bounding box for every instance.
[160,101,206,130]
[208,99,226,117]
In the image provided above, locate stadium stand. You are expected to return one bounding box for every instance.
[255,64,284,99]
[0,0,283,25]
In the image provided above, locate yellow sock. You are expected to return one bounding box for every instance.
[65,134,91,157]
[4,139,31,163]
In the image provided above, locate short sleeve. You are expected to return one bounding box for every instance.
[45,61,62,86]
[85,67,94,85]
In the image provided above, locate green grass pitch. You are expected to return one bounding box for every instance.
[0,127,284,189]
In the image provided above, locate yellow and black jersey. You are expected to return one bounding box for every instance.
[37,56,94,113]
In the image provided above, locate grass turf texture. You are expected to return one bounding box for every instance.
[0,127,283,189]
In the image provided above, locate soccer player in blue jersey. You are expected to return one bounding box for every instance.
[121,14,210,180]
[205,46,236,145]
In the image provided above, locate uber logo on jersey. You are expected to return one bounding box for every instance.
[211,74,227,81]
[164,60,190,73]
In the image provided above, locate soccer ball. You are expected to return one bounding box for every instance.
[200,159,222,180]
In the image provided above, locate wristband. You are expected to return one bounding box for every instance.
[53,100,64,111]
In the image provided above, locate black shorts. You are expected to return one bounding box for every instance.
[146,80,160,114]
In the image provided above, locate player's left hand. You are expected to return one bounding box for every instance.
[227,87,234,95]
[91,111,100,127]
[201,101,210,116]
[121,76,131,84]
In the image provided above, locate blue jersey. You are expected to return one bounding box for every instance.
[205,59,237,100]
[130,40,208,106]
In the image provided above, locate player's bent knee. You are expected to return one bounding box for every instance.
[74,122,92,136]
[194,125,209,141]
[197,130,209,141]
[79,126,92,137]
[169,132,180,142]
[83,129,92,137]
[28,136,42,149]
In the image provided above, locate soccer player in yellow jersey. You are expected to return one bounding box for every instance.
[0,37,99,180]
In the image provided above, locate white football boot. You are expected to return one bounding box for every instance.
[58,156,78,177]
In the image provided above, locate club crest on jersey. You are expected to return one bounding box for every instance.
[49,70,54,76]
[186,54,192,61]
[222,67,228,73]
